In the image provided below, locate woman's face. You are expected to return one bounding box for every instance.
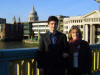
[71,29,79,40]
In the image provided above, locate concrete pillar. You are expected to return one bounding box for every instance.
[83,25,85,40]
[85,24,89,42]
[90,24,93,44]
[93,25,96,44]
[90,24,95,44]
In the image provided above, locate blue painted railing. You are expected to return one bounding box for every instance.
[0,48,38,75]
[0,44,100,75]
[90,44,100,73]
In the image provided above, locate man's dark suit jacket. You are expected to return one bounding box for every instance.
[36,31,69,69]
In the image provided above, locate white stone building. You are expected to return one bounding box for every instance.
[32,21,48,40]
[63,10,100,44]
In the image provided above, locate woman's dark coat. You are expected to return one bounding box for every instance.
[68,40,92,74]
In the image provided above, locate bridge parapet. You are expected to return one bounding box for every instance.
[0,44,100,75]
[0,48,38,75]
[90,44,100,73]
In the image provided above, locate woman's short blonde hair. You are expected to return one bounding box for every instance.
[68,26,82,40]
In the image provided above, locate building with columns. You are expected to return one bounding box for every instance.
[63,10,100,44]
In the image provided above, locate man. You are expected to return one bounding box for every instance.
[36,16,69,75]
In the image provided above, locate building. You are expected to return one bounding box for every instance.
[0,23,23,41]
[28,6,39,22]
[23,22,33,39]
[56,15,68,32]
[32,21,48,40]
[0,18,6,24]
[63,10,100,44]
[12,16,16,24]
[12,16,21,24]
[0,18,4,37]
[22,6,39,40]
[32,15,67,40]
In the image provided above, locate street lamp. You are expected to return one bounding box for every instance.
[96,0,100,11]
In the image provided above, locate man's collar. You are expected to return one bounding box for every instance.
[49,30,58,35]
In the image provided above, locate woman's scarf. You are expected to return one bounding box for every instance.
[69,38,81,53]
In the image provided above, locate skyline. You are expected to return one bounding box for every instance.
[0,0,99,23]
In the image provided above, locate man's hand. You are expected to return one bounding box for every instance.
[86,73,90,75]
[39,68,44,75]
[62,53,69,58]
[39,68,44,72]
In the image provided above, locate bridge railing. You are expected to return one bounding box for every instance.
[0,44,100,75]
[0,48,38,75]
[90,44,100,73]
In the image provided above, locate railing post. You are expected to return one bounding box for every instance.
[0,48,38,75]
[33,59,37,75]
[0,60,10,75]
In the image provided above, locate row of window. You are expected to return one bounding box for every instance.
[65,25,83,29]
[84,18,100,22]
[34,30,47,32]
[33,25,48,27]
[65,18,100,24]
[65,19,82,24]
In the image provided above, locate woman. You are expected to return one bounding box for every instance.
[67,26,92,75]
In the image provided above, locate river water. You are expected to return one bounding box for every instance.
[0,41,38,49]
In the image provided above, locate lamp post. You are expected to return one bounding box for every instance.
[96,0,100,11]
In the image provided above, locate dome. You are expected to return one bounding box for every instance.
[28,5,38,22]
[29,6,36,16]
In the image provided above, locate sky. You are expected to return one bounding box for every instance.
[0,0,99,23]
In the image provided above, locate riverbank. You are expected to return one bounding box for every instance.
[23,40,38,44]
[0,41,39,49]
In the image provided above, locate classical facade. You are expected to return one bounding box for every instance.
[63,10,100,44]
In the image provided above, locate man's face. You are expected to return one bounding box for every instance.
[48,21,58,33]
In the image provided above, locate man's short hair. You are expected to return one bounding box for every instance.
[48,16,58,24]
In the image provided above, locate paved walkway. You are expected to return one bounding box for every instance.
[93,71,100,75]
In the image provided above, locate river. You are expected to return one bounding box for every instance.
[0,41,39,49]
